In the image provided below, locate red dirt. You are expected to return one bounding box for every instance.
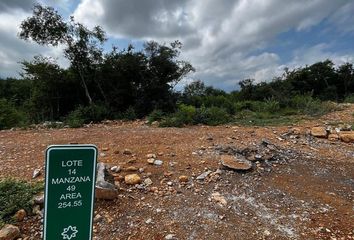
[0,104,353,240]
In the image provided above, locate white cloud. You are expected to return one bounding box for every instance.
[0,9,67,78]
[0,0,353,89]
[72,0,351,90]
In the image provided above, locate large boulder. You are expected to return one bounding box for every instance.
[0,224,20,240]
[95,163,118,200]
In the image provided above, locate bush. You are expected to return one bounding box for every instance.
[0,99,27,130]
[120,106,137,120]
[148,109,165,123]
[290,95,336,116]
[65,104,110,127]
[197,106,231,125]
[344,94,354,103]
[0,178,43,226]
[160,105,230,127]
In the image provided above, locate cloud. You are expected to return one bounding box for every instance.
[0,9,67,78]
[0,0,36,13]
[73,0,352,90]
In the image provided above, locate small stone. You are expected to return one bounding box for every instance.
[123,149,132,155]
[102,147,109,151]
[124,174,142,185]
[147,158,155,164]
[33,193,44,205]
[220,155,252,171]
[264,229,271,236]
[154,160,163,166]
[14,209,26,222]
[211,192,227,206]
[113,149,120,154]
[94,214,103,223]
[32,168,41,179]
[310,127,327,138]
[145,218,152,224]
[178,175,189,183]
[110,166,121,173]
[196,170,212,180]
[125,166,138,172]
[95,187,118,200]
[146,153,156,159]
[0,224,21,240]
[100,152,106,157]
[165,234,175,240]
[167,181,173,186]
[328,133,339,141]
[144,178,153,186]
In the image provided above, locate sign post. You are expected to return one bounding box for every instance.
[44,145,97,240]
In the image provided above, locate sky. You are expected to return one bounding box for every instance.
[0,0,353,91]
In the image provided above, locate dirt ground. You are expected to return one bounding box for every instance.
[0,105,353,240]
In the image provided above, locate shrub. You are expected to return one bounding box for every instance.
[197,106,231,125]
[148,109,165,123]
[290,95,336,116]
[65,103,110,127]
[0,178,43,226]
[344,94,354,103]
[0,99,27,130]
[118,106,137,120]
[263,98,280,113]
[177,104,196,123]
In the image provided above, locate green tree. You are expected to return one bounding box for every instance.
[19,4,106,105]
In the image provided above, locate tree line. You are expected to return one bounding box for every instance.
[0,4,354,129]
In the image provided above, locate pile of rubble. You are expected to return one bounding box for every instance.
[310,125,354,143]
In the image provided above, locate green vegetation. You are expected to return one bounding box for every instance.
[0,178,43,227]
[0,4,353,129]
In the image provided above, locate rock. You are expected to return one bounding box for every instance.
[113,150,120,154]
[147,158,155,164]
[310,127,327,138]
[153,160,163,166]
[196,170,212,180]
[339,132,354,143]
[33,192,44,206]
[178,175,189,183]
[14,209,26,222]
[125,166,138,172]
[211,192,227,206]
[0,224,20,240]
[101,147,109,151]
[144,178,153,186]
[95,186,117,200]
[124,174,142,185]
[146,153,156,159]
[96,163,118,200]
[220,155,252,171]
[32,205,42,216]
[32,168,41,179]
[263,229,271,236]
[93,214,103,223]
[123,149,132,155]
[165,234,176,240]
[110,166,121,173]
[145,218,153,224]
[328,133,339,141]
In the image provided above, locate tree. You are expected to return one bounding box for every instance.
[19,4,106,105]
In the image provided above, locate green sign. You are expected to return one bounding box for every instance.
[44,145,97,240]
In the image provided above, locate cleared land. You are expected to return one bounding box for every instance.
[0,105,353,240]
